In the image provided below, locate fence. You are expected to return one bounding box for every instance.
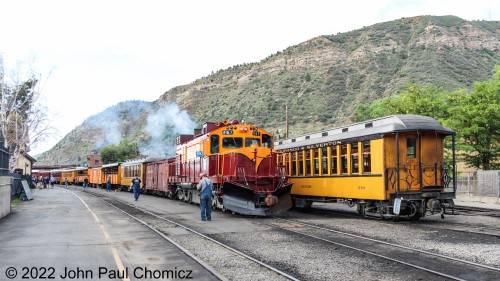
[456,171,500,198]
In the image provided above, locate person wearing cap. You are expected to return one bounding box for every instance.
[197,172,213,221]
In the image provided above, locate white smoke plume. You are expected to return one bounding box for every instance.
[85,100,153,150]
[140,102,196,157]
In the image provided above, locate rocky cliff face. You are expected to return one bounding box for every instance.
[37,16,500,165]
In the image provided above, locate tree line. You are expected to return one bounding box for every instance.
[355,65,499,170]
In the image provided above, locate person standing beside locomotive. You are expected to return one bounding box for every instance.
[131,176,141,201]
[197,172,213,221]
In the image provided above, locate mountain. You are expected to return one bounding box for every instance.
[36,15,500,165]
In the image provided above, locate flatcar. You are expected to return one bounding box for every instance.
[274,115,456,220]
[165,119,292,216]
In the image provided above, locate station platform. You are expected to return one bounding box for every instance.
[0,187,220,281]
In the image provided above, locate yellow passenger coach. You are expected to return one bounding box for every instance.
[275,115,456,220]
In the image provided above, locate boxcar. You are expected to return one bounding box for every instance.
[275,115,456,220]
[89,167,104,188]
[145,159,169,195]
[102,162,121,189]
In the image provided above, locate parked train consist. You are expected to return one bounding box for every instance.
[274,115,456,220]
[41,120,292,216]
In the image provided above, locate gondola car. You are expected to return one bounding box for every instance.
[275,115,456,220]
[167,119,292,216]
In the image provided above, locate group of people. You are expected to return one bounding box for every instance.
[32,172,213,221]
[32,175,55,189]
[123,172,213,221]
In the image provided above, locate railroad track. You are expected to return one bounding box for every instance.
[452,205,500,217]
[84,189,299,281]
[271,217,500,281]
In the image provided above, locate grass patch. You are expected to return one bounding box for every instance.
[11,198,20,208]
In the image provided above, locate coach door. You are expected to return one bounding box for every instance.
[385,133,421,193]
[404,134,421,191]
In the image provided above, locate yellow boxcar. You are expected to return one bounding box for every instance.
[102,162,122,189]
[275,115,456,221]
[89,167,104,188]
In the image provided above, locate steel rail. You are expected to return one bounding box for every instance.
[275,217,500,272]
[89,190,300,281]
[274,217,500,280]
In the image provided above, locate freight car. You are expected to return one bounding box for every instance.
[274,115,456,221]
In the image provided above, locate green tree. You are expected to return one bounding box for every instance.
[355,66,500,170]
[100,139,138,164]
[354,83,452,121]
[445,66,500,170]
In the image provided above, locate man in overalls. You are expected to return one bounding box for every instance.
[197,172,213,221]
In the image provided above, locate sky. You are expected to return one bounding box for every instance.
[0,0,498,155]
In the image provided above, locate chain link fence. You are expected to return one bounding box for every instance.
[456,171,500,198]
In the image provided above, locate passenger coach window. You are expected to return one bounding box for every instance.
[351,143,359,174]
[222,137,243,148]
[341,144,348,174]
[407,138,417,158]
[262,134,273,148]
[305,150,311,175]
[245,138,261,147]
[331,146,338,175]
[363,141,371,173]
[298,150,304,175]
[321,148,328,175]
[291,152,297,176]
[314,149,320,175]
[210,135,220,154]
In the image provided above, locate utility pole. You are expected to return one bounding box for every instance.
[285,101,289,138]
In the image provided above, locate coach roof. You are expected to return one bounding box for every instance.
[275,115,455,150]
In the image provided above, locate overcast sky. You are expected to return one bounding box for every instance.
[1,0,498,155]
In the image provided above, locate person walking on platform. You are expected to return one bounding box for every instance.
[83,177,89,189]
[197,172,213,221]
[106,176,111,192]
[131,176,141,201]
[64,178,69,189]
[49,176,55,188]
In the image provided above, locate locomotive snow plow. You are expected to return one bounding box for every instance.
[222,181,293,216]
